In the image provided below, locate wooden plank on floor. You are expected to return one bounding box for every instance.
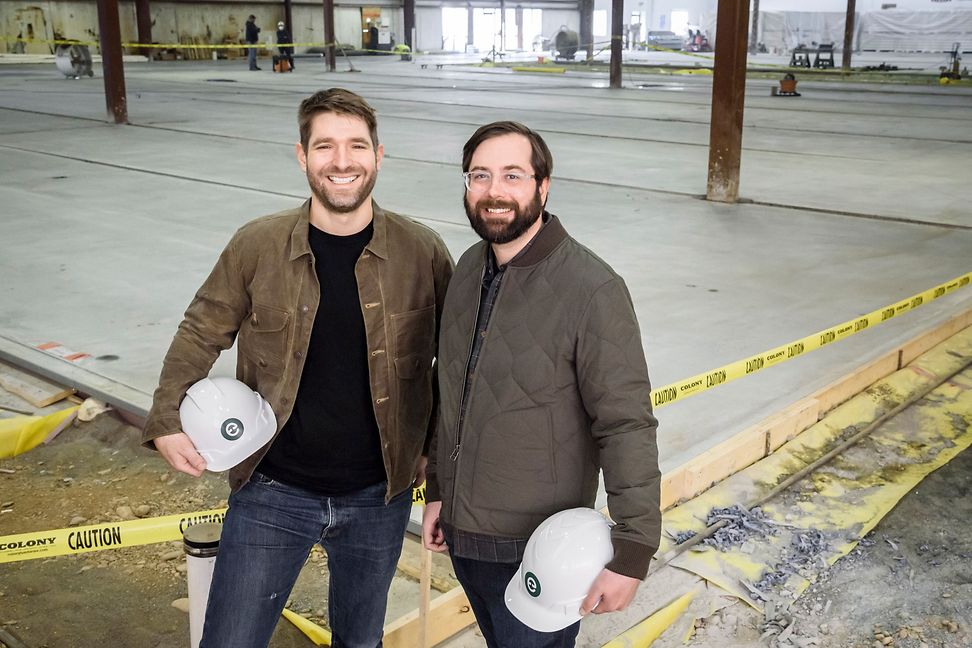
[383,586,475,648]
[810,350,900,416]
[899,307,972,367]
[0,362,74,408]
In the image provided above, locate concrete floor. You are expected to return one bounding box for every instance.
[0,56,970,481]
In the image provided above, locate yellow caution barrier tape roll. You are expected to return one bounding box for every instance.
[650,271,971,408]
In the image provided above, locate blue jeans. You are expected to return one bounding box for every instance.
[247,44,258,69]
[199,474,411,648]
[449,554,581,648]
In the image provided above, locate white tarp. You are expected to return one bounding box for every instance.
[759,11,855,51]
[859,10,972,52]
[704,9,972,53]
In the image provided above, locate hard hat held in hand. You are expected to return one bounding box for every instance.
[179,377,277,472]
[505,508,614,632]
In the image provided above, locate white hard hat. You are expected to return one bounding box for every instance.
[505,508,614,632]
[178,377,277,472]
[278,21,285,27]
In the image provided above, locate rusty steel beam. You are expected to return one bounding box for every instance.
[284,0,293,33]
[842,0,856,71]
[706,0,751,203]
[609,0,623,87]
[135,0,152,55]
[96,0,128,124]
[323,0,336,71]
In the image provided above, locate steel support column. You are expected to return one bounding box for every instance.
[579,0,593,61]
[134,0,152,55]
[706,0,750,203]
[96,0,127,124]
[609,0,623,87]
[284,0,293,33]
[323,0,336,71]
[749,0,759,54]
[515,5,523,52]
[404,0,415,49]
[467,4,474,52]
[842,0,856,71]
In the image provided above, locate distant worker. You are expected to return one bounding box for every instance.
[245,14,261,70]
[276,20,295,71]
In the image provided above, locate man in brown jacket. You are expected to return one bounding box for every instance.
[422,121,660,648]
[144,88,453,648]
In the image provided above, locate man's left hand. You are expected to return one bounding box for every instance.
[578,569,641,616]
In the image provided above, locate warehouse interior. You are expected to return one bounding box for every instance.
[1,0,971,646]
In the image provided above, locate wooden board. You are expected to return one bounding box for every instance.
[658,308,972,508]
[0,362,74,408]
[383,586,476,648]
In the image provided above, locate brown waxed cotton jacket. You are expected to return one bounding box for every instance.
[143,200,454,499]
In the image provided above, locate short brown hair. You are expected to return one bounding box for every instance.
[462,121,553,182]
[298,88,379,150]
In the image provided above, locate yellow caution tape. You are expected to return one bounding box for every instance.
[0,36,344,50]
[511,66,566,74]
[282,609,332,646]
[0,483,425,564]
[601,590,695,647]
[0,509,226,564]
[0,271,966,564]
[650,271,971,408]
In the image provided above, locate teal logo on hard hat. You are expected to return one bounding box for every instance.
[221,418,244,441]
[524,571,541,598]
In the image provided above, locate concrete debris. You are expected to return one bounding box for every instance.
[703,504,779,551]
[752,529,832,598]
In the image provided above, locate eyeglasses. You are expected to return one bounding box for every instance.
[462,171,536,192]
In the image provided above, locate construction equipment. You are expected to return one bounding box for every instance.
[940,42,964,81]
[54,43,93,79]
[771,73,801,97]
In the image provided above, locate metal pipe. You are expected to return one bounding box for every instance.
[323,0,336,71]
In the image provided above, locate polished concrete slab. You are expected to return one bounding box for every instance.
[0,57,970,477]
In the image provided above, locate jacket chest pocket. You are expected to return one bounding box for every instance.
[239,303,291,375]
[390,304,435,360]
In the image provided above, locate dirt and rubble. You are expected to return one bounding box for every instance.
[662,444,972,648]
[0,411,458,648]
[2,405,970,648]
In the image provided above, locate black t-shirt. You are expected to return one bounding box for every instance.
[257,221,385,494]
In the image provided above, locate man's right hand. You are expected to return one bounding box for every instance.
[422,500,448,553]
[153,432,207,477]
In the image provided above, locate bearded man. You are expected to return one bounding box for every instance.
[144,88,453,648]
[422,121,661,648]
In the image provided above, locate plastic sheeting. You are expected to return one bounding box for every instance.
[859,10,972,52]
[700,9,972,53]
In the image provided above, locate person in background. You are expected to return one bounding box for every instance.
[276,20,294,71]
[245,14,261,70]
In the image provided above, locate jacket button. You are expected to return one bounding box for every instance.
[301,305,309,312]
[364,302,380,309]
[375,396,389,405]
[371,349,385,357]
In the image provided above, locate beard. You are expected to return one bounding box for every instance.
[464,188,543,245]
[307,165,377,214]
